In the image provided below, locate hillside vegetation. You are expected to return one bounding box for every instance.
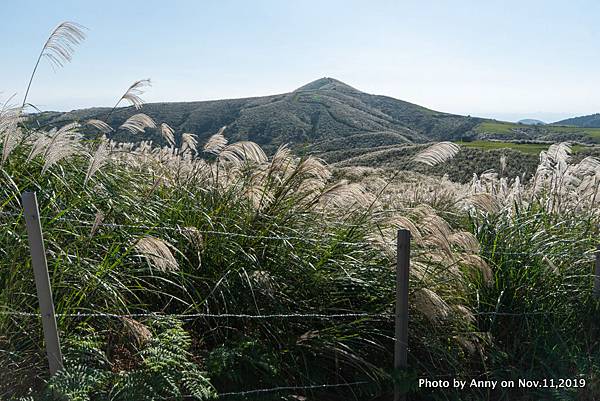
[31,78,482,154]
[556,113,600,128]
[3,21,600,401]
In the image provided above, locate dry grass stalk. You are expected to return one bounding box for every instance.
[159,123,175,147]
[219,141,267,165]
[134,236,179,272]
[413,142,460,166]
[413,288,450,323]
[86,119,113,133]
[121,317,152,346]
[85,140,111,184]
[203,127,228,155]
[118,79,151,110]
[181,133,198,154]
[89,211,104,237]
[119,113,156,134]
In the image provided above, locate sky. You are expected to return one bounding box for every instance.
[2,0,600,122]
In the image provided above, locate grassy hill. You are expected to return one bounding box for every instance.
[33,78,600,153]
[31,78,600,181]
[471,120,600,143]
[32,78,482,153]
[555,113,600,128]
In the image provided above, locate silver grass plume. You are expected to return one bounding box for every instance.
[460,254,493,284]
[134,236,179,272]
[26,123,82,173]
[388,216,422,244]
[181,133,199,154]
[219,141,267,164]
[318,180,374,209]
[203,127,228,155]
[296,157,332,182]
[269,145,295,176]
[465,193,499,213]
[89,211,104,237]
[449,231,480,254]
[2,126,22,165]
[547,142,572,164]
[180,227,203,251]
[23,22,87,106]
[500,154,507,175]
[121,317,152,346]
[27,132,52,162]
[116,79,151,110]
[86,119,113,133]
[413,142,460,166]
[0,103,25,164]
[119,113,156,134]
[160,123,176,147]
[43,123,82,173]
[413,288,450,323]
[85,139,111,184]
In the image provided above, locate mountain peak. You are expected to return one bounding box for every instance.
[294,77,358,93]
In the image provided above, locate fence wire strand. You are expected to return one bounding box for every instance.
[217,381,370,397]
[0,310,394,320]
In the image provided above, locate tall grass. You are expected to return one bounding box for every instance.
[1,20,600,401]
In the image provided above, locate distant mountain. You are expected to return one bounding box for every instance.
[518,119,545,125]
[555,113,600,128]
[32,78,482,153]
[32,78,600,162]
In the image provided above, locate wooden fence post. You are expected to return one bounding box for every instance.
[22,191,63,375]
[394,229,410,401]
[594,245,600,299]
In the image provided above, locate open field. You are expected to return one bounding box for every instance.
[456,140,587,154]
[473,121,600,142]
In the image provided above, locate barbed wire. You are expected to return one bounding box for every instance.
[0,210,369,246]
[4,209,600,257]
[0,310,394,320]
[217,381,370,397]
[1,307,586,321]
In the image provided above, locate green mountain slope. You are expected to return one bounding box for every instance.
[32,78,600,168]
[555,113,600,128]
[32,78,481,153]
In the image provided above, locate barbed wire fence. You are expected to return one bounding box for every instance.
[2,191,600,400]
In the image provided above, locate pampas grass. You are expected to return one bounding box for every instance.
[134,236,179,272]
[85,140,110,184]
[115,79,151,110]
[0,104,24,164]
[160,123,175,147]
[86,119,113,133]
[119,113,156,134]
[3,20,600,400]
[22,22,86,106]
[181,133,198,154]
[413,142,460,166]
[203,128,228,155]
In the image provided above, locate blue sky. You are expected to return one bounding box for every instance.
[2,0,599,122]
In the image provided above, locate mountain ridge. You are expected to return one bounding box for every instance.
[32,78,600,157]
[33,78,482,153]
[555,113,600,128]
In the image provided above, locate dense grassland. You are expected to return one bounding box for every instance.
[474,121,600,142]
[2,115,600,400]
[455,140,587,154]
[2,21,600,401]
